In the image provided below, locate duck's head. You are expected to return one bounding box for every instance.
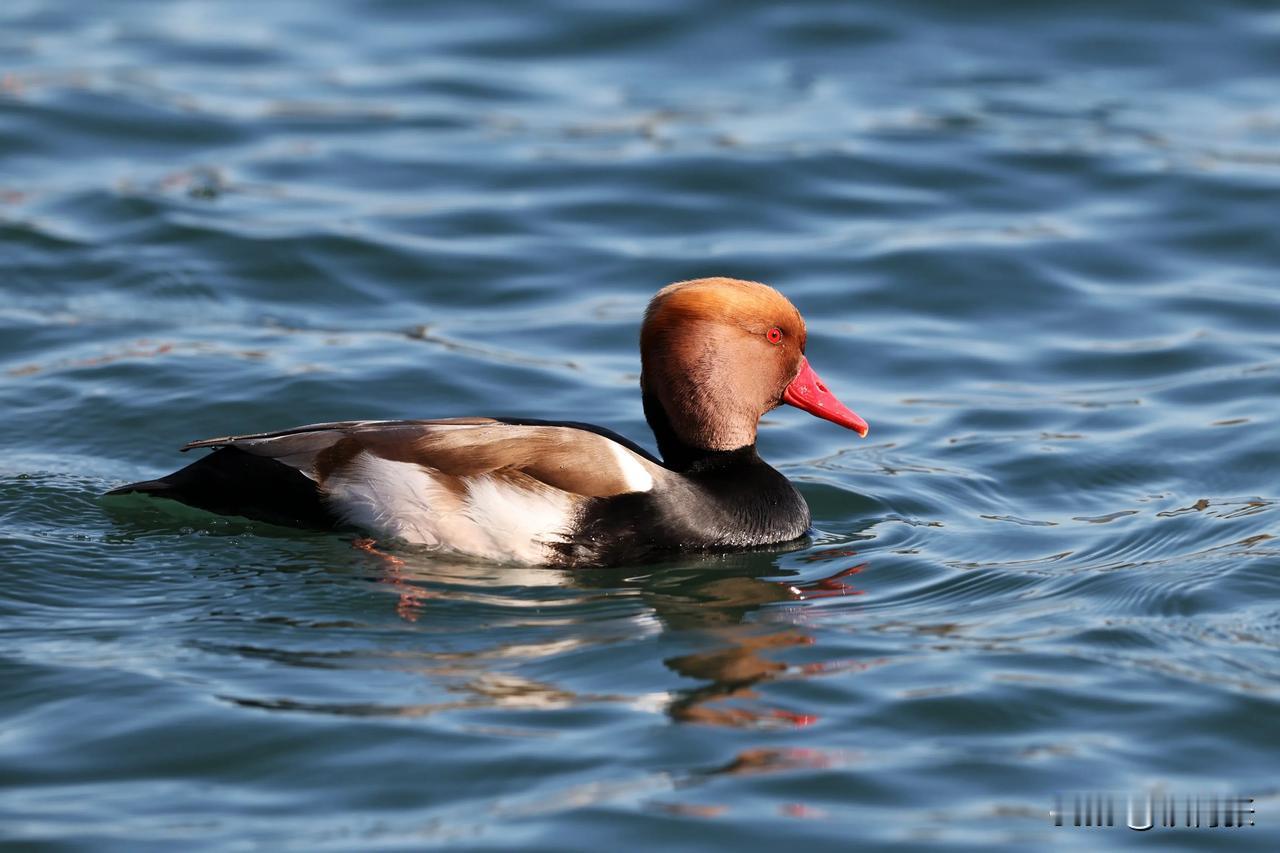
[640,277,867,464]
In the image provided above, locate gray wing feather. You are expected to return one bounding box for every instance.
[180,418,497,451]
[177,417,658,497]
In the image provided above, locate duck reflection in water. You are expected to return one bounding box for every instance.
[355,541,871,729]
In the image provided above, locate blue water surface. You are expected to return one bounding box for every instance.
[2,1,1279,849]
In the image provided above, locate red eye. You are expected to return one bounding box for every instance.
[766,327,783,344]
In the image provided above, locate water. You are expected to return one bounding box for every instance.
[3,0,1279,848]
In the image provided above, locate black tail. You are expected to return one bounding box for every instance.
[105,479,174,497]
[106,447,340,530]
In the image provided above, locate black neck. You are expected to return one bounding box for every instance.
[606,388,811,552]
[642,389,810,545]
[643,389,752,472]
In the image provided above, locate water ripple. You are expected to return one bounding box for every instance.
[4,0,1280,848]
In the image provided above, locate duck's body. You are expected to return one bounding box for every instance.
[108,278,867,567]
[120,417,810,566]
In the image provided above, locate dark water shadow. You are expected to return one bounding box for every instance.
[356,543,872,729]
[101,492,877,729]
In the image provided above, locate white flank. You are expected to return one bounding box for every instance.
[324,452,575,564]
[608,442,654,493]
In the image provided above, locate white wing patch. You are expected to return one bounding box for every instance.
[608,441,655,493]
[324,452,576,564]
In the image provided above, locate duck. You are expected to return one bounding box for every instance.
[107,277,868,566]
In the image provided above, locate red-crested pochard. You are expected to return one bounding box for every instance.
[108,278,868,565]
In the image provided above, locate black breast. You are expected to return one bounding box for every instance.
[558,445,811,566]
